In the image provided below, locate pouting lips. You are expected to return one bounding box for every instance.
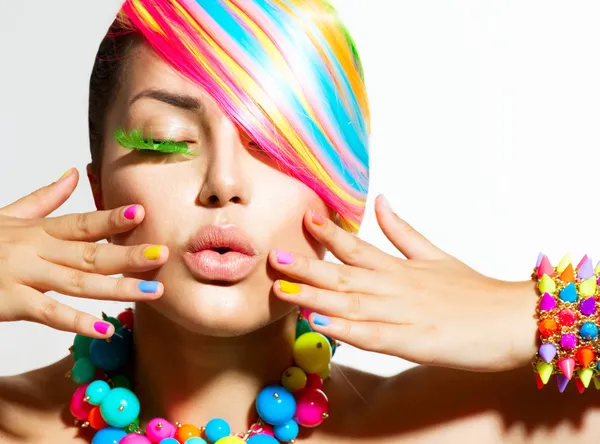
[212,247,232,254]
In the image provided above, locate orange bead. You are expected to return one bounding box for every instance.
[539,319,558,337]
[560,263,574,283]
[577,347,596,367]
[88,406,107,430]
[175,424,201,443]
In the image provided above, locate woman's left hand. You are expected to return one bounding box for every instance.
[269,195,538,372]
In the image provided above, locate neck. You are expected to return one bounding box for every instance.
[132,303,297,433]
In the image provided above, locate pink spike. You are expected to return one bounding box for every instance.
[578,254,589,269]
[537,255,554,278]
[559,357,575,380]
[575,378,586,394]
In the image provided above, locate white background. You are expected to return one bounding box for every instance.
[1,1,600,377]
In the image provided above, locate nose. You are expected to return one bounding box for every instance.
[197,116,250,208]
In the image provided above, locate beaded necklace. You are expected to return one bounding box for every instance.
[67,309,336,444]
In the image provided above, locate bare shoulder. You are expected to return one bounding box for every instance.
[0,356,92,443]
[322,364,600,444]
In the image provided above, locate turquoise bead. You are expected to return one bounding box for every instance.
[72,357,96,384]
[560,283,577,303]
[73,334,93,360]
[581,322,599,340]
[86,380,111,405]
[295,319,312,338]
[184,438,208,444]
[255,386,296,426]
[91,427,127,444]
[90,333,131,372]
[247,435,279,444]
[158,439,179,444]
[274,419,299,442]
[99,387,140,428]
[205,418,230,442]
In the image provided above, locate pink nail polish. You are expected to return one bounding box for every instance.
[94,321,110,334]
[276,249,294,264]
[124,205,138,220]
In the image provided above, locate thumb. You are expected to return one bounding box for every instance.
[375,194,447,260]
[0,168,79,219]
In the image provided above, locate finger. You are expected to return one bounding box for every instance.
[14,285,115,338]
[22,259,164,302]
[268,249,390,296]
[306,312,401,356]
[39,238,169,275]
[43,204,145,242]
[375,194,448,260]
[0,168,78,219]
[273,280,407,323]
[304,209,399,271]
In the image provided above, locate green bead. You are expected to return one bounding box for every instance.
[103,316,123,330]
[111,374,131,389]
[73,335,93,360]
[72,358,96,384]
[295,319,312,338]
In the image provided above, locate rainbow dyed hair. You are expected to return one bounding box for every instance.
[117,0,370,233]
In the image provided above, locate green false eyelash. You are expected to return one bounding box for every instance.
[114,127,196,155]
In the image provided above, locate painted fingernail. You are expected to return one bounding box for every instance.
[94,321,110,334]
[279,280,301,294]
[138,281,160,293]
[58,168,74,181]
[311,210,325,226]
[144,246,163,260]
[379,194,392,212]
[313,313,331,327]
[124,205,138,220]
[276,249,294,265]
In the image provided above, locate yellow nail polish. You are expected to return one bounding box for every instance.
[279,280,301,294]
[59,168,73,181]
[144,246,163,260]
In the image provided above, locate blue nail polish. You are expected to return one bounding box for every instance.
[138,281,159,293]
[313,313,331,327]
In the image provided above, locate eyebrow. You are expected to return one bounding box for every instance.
[129,89,204,112]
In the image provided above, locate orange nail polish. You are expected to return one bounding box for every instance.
[312,210,325,226]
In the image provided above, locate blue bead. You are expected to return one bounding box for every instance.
[560,282,578,303]
[86,380,111,405]
[256,386,296,426]
[158,439,179,444]
[184,438,208,444]
[247,435,279,444]
[274,419,299,442]
[90,333,131,372]
[205,418,230,443]
[91,427,127,444]
[99,387,140,428]
[581,322,599,340]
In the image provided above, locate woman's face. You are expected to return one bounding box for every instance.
[90,42,332,336]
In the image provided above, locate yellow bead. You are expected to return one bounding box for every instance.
[281,366,307,392]
[293,332,332,374]
[579,368,594,388]
[216,437,245,444]
[594,376,600,390]
[579,277,597,297]
[595,261,600,275]
[538,274,556,295]
[536,361,553,384]
[317,364,331,380]
[556,253,572,273]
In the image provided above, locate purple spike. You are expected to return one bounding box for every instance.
[556,374,569,393]
[539,343,557,363]
[539,293,557,311]
[578,254,589,269]
[580,297,597,316]
[578,257,594,280]
[536,252,544,267]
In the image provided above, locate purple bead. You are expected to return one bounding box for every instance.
[536,252,544,267]
[560,333,578,350]
[578,258,594,280]
[556,374,569,393]
[539,293,556,311]
[580,297,597,316]
[539,343,557,363]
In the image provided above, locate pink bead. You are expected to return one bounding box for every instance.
[120,434,152,443]
[294,388,329,428]
[257,423,275,437]
[558,308,577,326]
[306,373,323,391]
[146,418,176,442]
[301,308,314,320]
[69,383,94,420]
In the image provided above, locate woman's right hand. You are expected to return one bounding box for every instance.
[0,168,169,338]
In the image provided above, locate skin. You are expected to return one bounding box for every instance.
[2,42,600,443]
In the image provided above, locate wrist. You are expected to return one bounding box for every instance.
[504,278,539,369]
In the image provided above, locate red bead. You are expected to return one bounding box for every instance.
[88,406,107,430]
[117,309,134,329]
[558,309,577,327]
[539,319,558,337]
[306,373,324,391]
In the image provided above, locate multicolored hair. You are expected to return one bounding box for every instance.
[110,0,370,233]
